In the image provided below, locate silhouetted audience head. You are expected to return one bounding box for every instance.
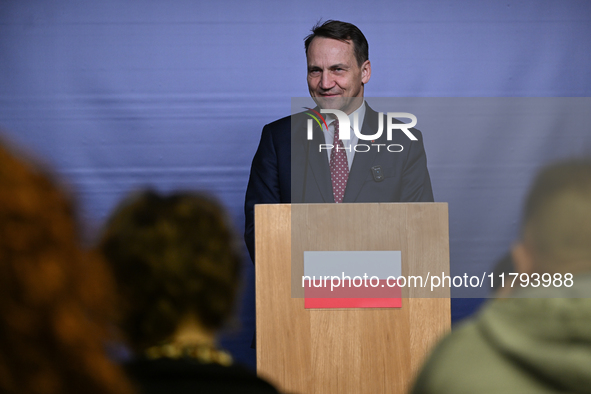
[99,191,242,351]
[412,158,591,394]
[99,191,282,393]
[491,252,514,290]
[0,138,132,394]
[513,159,591,275]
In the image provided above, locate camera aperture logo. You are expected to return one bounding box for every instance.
[304,108,418,153]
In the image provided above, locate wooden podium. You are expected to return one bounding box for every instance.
[255,203,450,394]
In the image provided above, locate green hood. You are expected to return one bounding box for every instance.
[478,275,591,392]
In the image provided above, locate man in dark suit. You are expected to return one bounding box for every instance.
[244,20,433,262]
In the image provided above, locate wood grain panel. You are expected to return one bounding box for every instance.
[256,203,450,394]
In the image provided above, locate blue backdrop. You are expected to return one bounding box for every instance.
[1,0,590,369]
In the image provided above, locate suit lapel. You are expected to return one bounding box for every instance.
[343,104,380,202]
[293,112,334,202]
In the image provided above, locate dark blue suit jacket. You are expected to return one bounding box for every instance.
[244,103,433,262]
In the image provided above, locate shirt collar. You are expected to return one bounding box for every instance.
[326,100,366,132]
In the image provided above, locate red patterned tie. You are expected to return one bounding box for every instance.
[330,119,349,203]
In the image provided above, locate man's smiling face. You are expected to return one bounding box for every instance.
[306,37,371,115]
